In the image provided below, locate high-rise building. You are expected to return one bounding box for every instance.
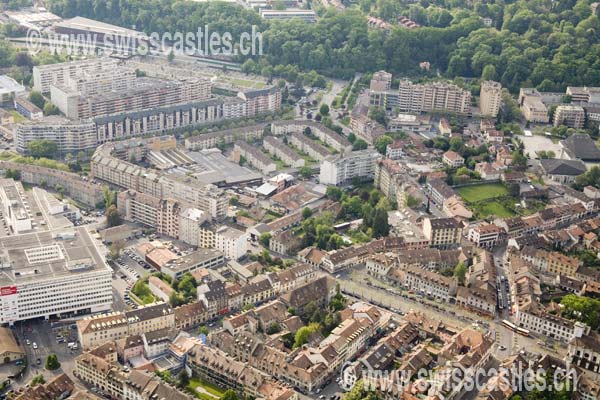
[370,71,393,92]
[319,150,381,186]
[33,58,120,93]
[479,81,502,117]
[15,117,96,155]
[554,105,585,128]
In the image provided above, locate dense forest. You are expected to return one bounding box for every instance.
[46,0,600,91]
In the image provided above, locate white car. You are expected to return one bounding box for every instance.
[32,342,38,349]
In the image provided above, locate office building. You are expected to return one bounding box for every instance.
[479,80,502,117]
[518,89,549,123]
[0,179,31,234]
[0,226,113,326]
[319,150,381,186]
[14,96,43,120]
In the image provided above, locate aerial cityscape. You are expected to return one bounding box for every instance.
[0,0,600,399]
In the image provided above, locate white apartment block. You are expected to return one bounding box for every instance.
[179,208,207,246]
[554,105,585,129]
[480,80,502,117]
[271,120,352,153]
[519,89,550,123]
[215,226,247,260]
[319,150,381,186]
[263,136,305,168]
[15,117,96,155]
[33,58,120,93]
[0,179,31,234]
[0,227,113,326]
[370,80,471,114]
[516,306,589,342]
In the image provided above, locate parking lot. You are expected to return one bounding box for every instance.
[12,319,82,387]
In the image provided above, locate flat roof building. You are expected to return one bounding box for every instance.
[0,226,113,325]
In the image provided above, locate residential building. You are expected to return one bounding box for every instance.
[319,151,381,186]
[374,158,402,202]
[370,71,392,91]
[263,136,305,168]
[178,208,207,246]
[554,105,585,128]
[426,179,457,206]
[388,265,457,301]
[0,75,25,104]
[237,87,282,115]
[569,331,600,374]
[370,80,471,114]
[422,217,463,248]
[15,117,97,155]
[33,58,121,93]
[271,120,351,153]
[148,276,175,302]
[215,225,247,260]
[159,249,225,280]
[442,150,464,167]
[288,131,330,161]
[479,80,502,117]
[232,140,276,175]
[184,125,264,151]
[387,113,432,134]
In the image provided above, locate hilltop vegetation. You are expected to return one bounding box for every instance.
[47,0,600,91]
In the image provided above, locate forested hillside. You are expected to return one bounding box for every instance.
[47,0,600,91]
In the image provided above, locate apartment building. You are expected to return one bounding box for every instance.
[370,80,471,114]
[74,352,127,399]
[518,88,549,123]
[184,125,265,150]
[263,136,305,168]
[95,97,246,142]
[214,225,247,260]
[426,179,457,206]
[32,58,120,93]
[237,87,282,115]
[388,265,457,301]
[479,80,502,117]
[77,302,175,350]
[422,217,463,248]
[271,120,351,153]
[0,160,104,207]
[566,86,600,103]
[288,131,330,161]
[370,70,393,92]
[160,249,225,280]
[0,179,31,234]
[52,76,212,120]
[554,105,585,128]
[179,208,207,246]
[374,158,402,202]
[569,331,600,374]
[518,246,581,277]
[517,303,589,342]
[15,117,96,155]
[0,226,113,326]
[455,286,496,316]
[232,140,276,175]
[319,150,381,186]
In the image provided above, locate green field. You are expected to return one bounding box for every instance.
[457,183,509,203]
[457,183,515,218]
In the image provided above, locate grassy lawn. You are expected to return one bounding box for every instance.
[188,377,226,399]
[457,183,509,203]
[10,111,26,123]
[274,159,286,170]
[229,78,266,89]
[476,201,515,218]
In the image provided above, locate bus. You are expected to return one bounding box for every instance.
[516,327,530,337]
[502,319,530,337]
[502,319,517,331]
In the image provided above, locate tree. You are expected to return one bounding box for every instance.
[481,64,497,81]
[27,139,58,159]
[197,325,209,335]
[299,166,312,179]
[326,186,343,201]
[221,390,239,400]
[454,262,467,286]
[560,294,600,330]
[374,135,393,155]
[45,354,60,370]
[43,103,60,116]
[293,323,319,348]
[352,139,368,151]
[108,241,124,260]
[169,292,185,307]
[319,103,330,116]
[266,322,281,334]
[31,374,45,386]
[29,91,45,109]
[259,232,272,247]
[302,207,312,219]
[368,107,387,125]
[177,370,189,388]
[372,208,389,238]
[106,204,122,227]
